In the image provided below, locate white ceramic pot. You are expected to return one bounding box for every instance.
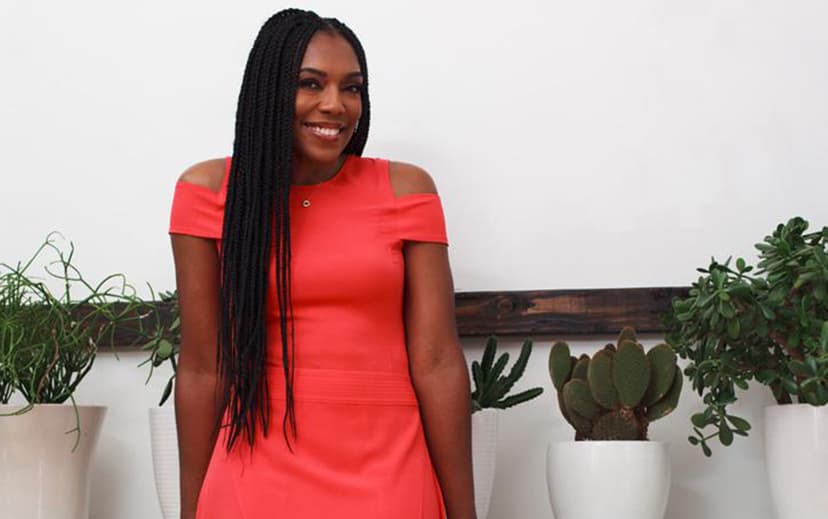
[471,408,498,519]
[764,404,828,519]
[149,406,179,519]
[0,404,106,519]
[546,440,670,519]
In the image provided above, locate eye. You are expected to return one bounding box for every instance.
[345,83,363,94]
[298,78,321,90]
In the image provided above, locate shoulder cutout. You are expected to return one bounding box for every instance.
[388,161,438,198]
[178,158,226,193]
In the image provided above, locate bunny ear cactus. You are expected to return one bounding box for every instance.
[548,327,682,441]
[471,335,544,412]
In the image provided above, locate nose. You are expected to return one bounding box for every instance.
[318,85,346,115]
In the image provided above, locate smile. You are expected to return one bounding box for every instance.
[303,123,344,140]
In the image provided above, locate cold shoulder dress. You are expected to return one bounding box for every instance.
[169,154,449,519]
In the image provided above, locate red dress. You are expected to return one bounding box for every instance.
[169,154,448,518]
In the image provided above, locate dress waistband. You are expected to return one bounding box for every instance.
[265,366,419,406]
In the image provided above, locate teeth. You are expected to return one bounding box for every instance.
[307,125,341,137]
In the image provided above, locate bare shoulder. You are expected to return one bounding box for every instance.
[388,160,438,198]
[178,158,226,192]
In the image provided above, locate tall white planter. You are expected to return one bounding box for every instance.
[471,409,498,519]
[764,404,828,519]
[546,440,670,519]
[149,406,180,519]
[0,404,106,519]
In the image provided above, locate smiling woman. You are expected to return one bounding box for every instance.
[292,31,365,183]
[168,8,475,519]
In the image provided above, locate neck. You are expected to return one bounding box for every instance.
[291,154,346,186]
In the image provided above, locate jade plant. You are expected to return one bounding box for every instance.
[665,217,828,456]
[548,327,682,440]
[471,335,544,412]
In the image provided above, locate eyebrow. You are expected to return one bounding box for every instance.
[299,67,363,79]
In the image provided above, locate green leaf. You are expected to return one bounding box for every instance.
[821,321,828,351]
[501,339,533,393]
[719,422,734,446]
[736,258,747,272]
[712,269,725,288]
[719,301,736,319]
[481,336,497,377]
[471,361,483,394]
[677,312,695,322]
[697,291,717,308]
[759,304,775,320]
[727,319,741,339]
[691,412,708,428]
[782,377,799,395]
[815,282,827,302]
[489,353,509,380]
[806,357,818,375]
[159,378,173,406]
[494,387,544,408]
[726,415,752,432]
[156,339,173,360]
[727,283,753,299]
[794,272,817,289]
[702,441,712,457]
[789,360,810,377]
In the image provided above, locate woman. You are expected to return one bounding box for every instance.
[168,8,475,519]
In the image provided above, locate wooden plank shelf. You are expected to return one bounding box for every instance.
[454,287,689,337]
[103,287,690,348]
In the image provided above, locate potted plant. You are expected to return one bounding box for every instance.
[470,336,543,519]
[546,328,681,519]
[664,217,828,519]
[139,289,180,519]
[0,233,145,519]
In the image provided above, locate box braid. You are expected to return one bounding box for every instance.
[218,8,371,452]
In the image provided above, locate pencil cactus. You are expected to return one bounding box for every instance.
[471,336,544,412]
[548,327,682,440]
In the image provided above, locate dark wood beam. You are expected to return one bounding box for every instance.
[103,287,690,349]
[454,287,689,337]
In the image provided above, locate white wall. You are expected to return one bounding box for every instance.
[2,1,827,518]
[3,0,827,292]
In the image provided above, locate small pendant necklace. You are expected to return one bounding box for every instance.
[294,156,347,208]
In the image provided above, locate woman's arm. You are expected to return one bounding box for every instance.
[404,240,476,519]
[170,160,226,519]
[391,160,476,519]
[171,233,223,519]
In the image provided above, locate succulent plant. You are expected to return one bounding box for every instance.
[138,289,180,406]
[665,217,828,456]
[548,327,682,440]
[471,336,544,412]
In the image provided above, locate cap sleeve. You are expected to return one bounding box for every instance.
[168,181,224,239]
[168,157,229,239]
[394,194,449,245]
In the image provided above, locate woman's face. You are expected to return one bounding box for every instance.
[293,31,363,164]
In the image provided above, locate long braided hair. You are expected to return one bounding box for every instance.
[218,9,371,451]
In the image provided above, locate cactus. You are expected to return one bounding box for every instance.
[471,335,544,412]
[548,327,682,440]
